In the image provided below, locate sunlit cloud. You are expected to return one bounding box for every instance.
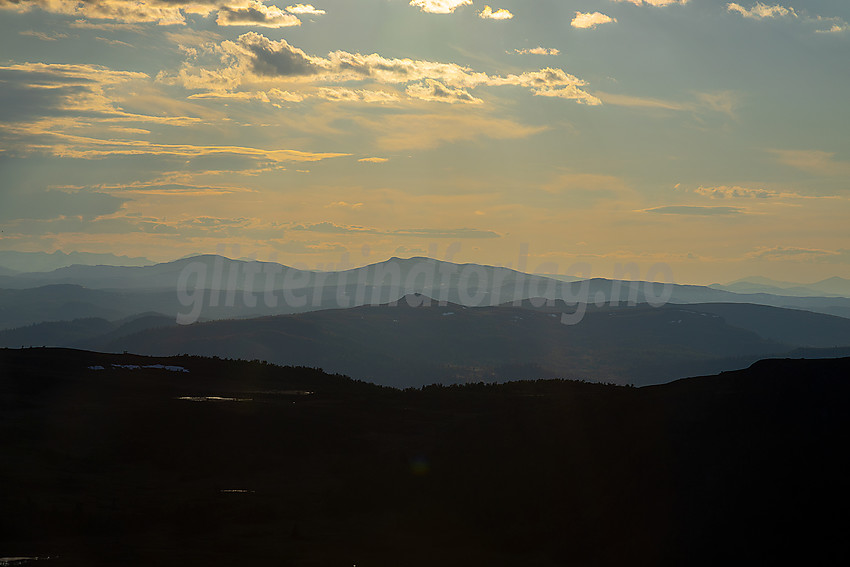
[694,186,778,199]
[216,1,301,28]
[746,246,848,262]
[95,36,134,47]
[286,4,325,16]
[19,29,69,41]
[95,181,258,196]
[571,12,616,30]
[325,201,364,209]
[643,206,746,215]
[726,3,796,20]
[162,32,600,106]
[409,0,471,15]
[314,87,399,103]
[358,157,390,164]
[43,135,350,163]
[513,47,560,56]
[479,6,513,20]
[406,80,483,104]
[813,15,850,34]
[0,0,306,28]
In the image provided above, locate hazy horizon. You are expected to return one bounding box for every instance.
[3,247,850,288]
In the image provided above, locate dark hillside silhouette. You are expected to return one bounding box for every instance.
[1,348,847,566]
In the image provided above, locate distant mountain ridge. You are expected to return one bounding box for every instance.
[15,295,840,388]
[711,275,850,298]
[1,256,849,328]
[0,250,153,272]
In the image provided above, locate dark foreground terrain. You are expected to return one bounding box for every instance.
[1,348,848,566]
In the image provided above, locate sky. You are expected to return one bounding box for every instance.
[0,0,848,285]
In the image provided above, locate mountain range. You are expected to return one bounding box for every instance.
[5,295,850,387]
[1,256,850,331]
[709,275,850,298]
[3,254,850,387]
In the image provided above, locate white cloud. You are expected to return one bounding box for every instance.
[479,6,513,20]
[406,80,483,104]
[726,3,797,19]
[314,87,399,103]
[409,0,471,14]
[571,12,617,29]
[694,186,778,199]
[286,4,325,15]
[513,47,560,56]
[813,16,850,34]
[644,205,746,215]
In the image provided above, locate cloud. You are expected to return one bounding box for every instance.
[0,63,354,165]
[292,222,500,239]
[361,112,547,150]
[406,80,483,104]
[0,63,152,125]
[746,246,847,262]
[815,21,849,34]
[166,32,600,106]
[597,90,738,117]
[95,36,133,47]
[597,92,688,111]
[694,186,778,199]
[571,12,617,29]
[479,6,513,20]
[188,87,396,104]
[97,182,257,196]
[810,15,850,34]
[19,30,69,41]
[216,1,301,28]
[358,157,389,163]
[726,3,796,19]
[513,47,560,56]
[392,228,501,239]
[314,87,399,103]
[41,135,350,163]
[770,149,850,177]
[394,245,427,255]
[0,188,126,221]
[293,221,378,234]
[325,201,364,209]
[239,34,319,77]
[286,4,325,15]
[276,240,347,254]
[0,0,305,28]
[643,206,746,215]
[409,0,471,14]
